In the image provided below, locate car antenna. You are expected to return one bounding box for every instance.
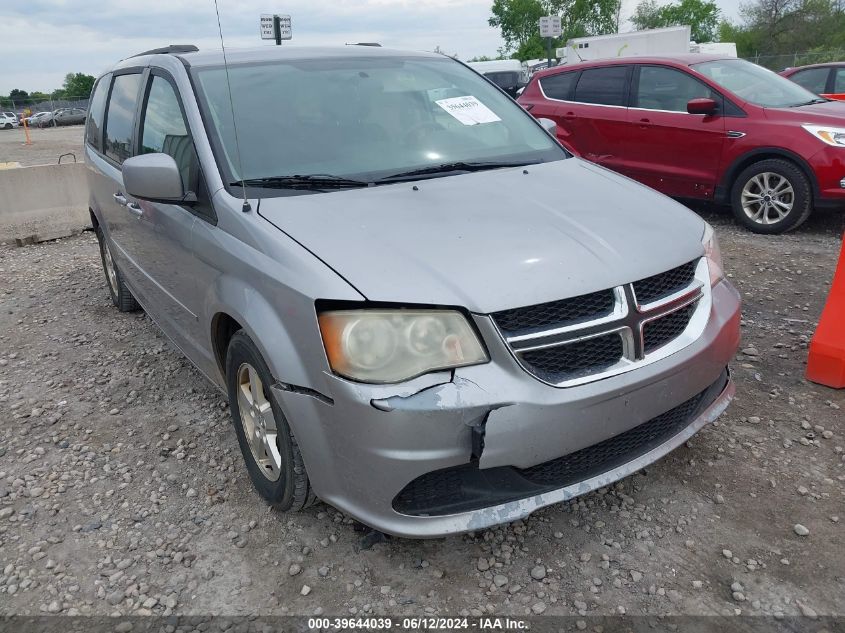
[213,0,251,213]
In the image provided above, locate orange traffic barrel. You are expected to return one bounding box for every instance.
[806,232,845,388]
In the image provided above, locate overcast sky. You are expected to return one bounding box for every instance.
[1,0,744,95]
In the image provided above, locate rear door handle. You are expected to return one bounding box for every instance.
[562,111,576,120]
[112,192,127,206]
[126,202,143,216]
[638,117,651,129]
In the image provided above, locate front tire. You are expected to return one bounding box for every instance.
[730,159,812,234]
[96,227,139,312]
[225,331,315,512]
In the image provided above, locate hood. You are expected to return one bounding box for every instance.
[766,99,845,125]
[258,159,705,313]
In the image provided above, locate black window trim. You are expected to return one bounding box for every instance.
[824,67,837,94]
[100,66,147,170]
[632,63,747,118]
[136,67,217,225]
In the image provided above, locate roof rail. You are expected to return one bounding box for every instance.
[348,42,381,47]
[130,45,199,58]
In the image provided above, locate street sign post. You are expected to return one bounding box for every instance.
[538,16,561,69]
[260,14,292,45]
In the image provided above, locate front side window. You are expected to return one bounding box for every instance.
[540,71,578,100]
[192,55,565,190]
[790,67,830,95]
[635,66,718,112]
[86,74,111,151]
[573,66,629,106]
[140,75,197,192]
[694,59,821,108]
[104,73,142,164]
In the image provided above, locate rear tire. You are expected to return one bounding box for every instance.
[730,159,812,234]
[96,226,140,312]
[225,331,316,512]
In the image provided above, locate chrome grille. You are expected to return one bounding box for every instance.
[633,261,697,305]
[492,289,615,335]
[520,332,624,383]
[643,303,697,353]
[493,259,708,387]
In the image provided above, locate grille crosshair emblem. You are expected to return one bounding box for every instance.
[495,261,708,388]
[507,282,703,361]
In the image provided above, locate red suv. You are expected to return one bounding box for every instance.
[781,62,845,101]
[518,54,845,233]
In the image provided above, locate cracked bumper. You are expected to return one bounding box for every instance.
[273,280,741,538]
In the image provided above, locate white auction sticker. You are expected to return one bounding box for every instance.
[435,96,501,125]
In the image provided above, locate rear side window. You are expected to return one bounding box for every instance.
[85,73,111,152]
[574,66,629,106]
[104,73,142,164]
[140,75,198,192]
[539,72,578,100]
[791,67,830,94]
[635,66,718,112]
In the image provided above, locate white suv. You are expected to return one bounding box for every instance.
[0,113,19,129]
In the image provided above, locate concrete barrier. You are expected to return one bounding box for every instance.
[0,162,90,244]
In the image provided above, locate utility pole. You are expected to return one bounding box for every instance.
[274,15,282,45]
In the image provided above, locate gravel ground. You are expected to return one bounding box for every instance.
[0,125,84,167]
[0,208,843,619]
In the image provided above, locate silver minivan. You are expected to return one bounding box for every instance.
[85,44,741,537]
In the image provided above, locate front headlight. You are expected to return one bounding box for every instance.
[318,309,489,383]
[802,124,845,147]
[702,223,724,286]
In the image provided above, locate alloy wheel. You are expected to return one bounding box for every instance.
[740,172,794,225]
[236,363,282,481]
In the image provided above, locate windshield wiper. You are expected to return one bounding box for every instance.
[378,160,540,182]
[790,98,828,107]
[232,174,371,189]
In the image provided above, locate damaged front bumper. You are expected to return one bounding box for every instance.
[273,280,741,538]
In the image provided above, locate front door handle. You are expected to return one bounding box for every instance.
[126,202,143,216]
[638,117,651,129]
[113,192,127,206]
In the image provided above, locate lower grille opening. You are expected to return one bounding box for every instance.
[392,370,728,517]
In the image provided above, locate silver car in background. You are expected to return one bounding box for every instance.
[85,45,741,537]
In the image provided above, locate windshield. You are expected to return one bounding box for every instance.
[192,55,564,188]
[693,58,822,108]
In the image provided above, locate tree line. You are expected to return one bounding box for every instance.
[0,73,96,110]
[487,0,845,63]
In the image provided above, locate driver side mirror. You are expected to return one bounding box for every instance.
[123,153,195,204]
[687,97,718,115]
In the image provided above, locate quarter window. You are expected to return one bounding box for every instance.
[104,73,142,164]
[140,75,197,192]
[573,66,629,106]
[539,72,578,100]
[791,67,830,95]
[635,66,717,112]
[85,73,111,152]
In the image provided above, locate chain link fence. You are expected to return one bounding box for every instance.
[743,50,845,71]
[2,96,90,114]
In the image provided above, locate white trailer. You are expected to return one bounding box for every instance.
[558,26,691,63]
[690,41,738,57]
